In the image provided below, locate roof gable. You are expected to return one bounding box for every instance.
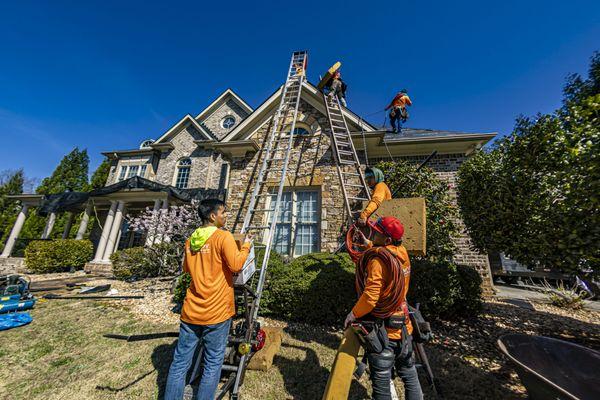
[220,81,377,143]
[194,89,253,121]
[154,114,213,144]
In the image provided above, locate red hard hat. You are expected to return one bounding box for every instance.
[369,216,405,241]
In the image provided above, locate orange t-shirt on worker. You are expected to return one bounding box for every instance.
[181,228,251,326]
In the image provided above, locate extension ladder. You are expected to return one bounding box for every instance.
[322,93,371,221]
[185,50,308,400]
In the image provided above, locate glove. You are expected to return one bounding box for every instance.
[344,311,356,328]
[357,217,367,227]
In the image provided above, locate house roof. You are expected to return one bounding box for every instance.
[220,81,377,143]
[194,88,253,121]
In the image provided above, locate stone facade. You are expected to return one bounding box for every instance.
[154,125,225,190]
[202,99,250,141]
[226,99,363,252]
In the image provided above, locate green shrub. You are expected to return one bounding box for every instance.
[173,273,191,304]
[262,252,356,325]
[110,247,159,280]
[408,260,482,320]
[25,239,93,273]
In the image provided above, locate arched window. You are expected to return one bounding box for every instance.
[174,158,192,189]
[293,127,310,136]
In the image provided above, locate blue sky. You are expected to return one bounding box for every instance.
[0,1,598,182]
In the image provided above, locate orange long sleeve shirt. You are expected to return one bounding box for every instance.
[385,94,412,110]
[360,182,392,220]
[181,229,251,325]
[352,244,413,339]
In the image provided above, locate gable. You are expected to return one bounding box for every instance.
[220,82,377,143]
[154,114,213,143]
[199,98,252,141]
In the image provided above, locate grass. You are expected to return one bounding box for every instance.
[1,296,598,399]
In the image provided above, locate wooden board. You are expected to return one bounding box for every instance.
[248,327,283,371]
[317,61,341,90]
[363,197,427,256]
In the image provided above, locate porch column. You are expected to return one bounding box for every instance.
[41,212,57,239]
[102,201,126,261]
[75,203,93,240]
[1,204,29,258]
[93,201,117,262]
[62,212,75,239]
[145,199,162,246]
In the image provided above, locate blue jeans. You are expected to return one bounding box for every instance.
[367,338,423,400]
[164,319,231,400]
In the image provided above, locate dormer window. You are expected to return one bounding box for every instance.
[140,139,155,149]
[175,158,192,189]
[221,116,236,129]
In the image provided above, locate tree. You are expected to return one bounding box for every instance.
[88,158,111,190]
[21,147,91,240]
[458,51,599,274]
[0,170,24,252]
[377,160,459,260]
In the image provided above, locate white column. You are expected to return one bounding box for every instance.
[62,212,75,239]
[145,199,162,246]
[102,201,126,261]
[75,203,93,240]
[41,212,57,239]
[1,204,29,258]
[93,201,117,262]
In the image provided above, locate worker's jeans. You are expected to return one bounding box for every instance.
[164,319,231,400]
[367,338,423,400]
[390,110,402,133]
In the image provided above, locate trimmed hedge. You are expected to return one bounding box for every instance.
[111,247,160,280]
[25,239,93,273]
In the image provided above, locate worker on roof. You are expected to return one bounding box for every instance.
[357,167,392,226]
[344,217,423,400]
[164,199,253,400]
[385,90,412,133]
[326,71,347,107]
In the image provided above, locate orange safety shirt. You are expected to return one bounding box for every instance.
[352,244,413,340]
[181,229,251,325]
[360,182,392,220]
[386,94,412,110]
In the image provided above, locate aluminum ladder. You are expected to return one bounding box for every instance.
[322,93,371,222]
[194,50,308,400]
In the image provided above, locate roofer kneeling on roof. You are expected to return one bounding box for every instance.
[345,216,423,400]
[164,199,253,400]
[357,167,392,227]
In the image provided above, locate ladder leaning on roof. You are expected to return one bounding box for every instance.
[214,50,308,400]
[322,92,371,223]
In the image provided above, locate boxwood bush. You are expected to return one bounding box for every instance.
[110,247,160,280]
[25,239,93,273]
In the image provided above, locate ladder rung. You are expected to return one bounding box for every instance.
[339,160,358,165]
[345,184,366,188]
[342,171,361,176]
[245,225,271,230]
[338,150,354,155]
[347,196,369,201]
[251,208,275,213]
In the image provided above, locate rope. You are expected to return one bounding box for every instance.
[355,247,406,319]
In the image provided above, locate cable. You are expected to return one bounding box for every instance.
[355,246,406,319]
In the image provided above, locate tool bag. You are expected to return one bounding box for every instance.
[408,305,432,344]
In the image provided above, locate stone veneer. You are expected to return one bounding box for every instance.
[226,99,364,252]
[154,125,225,189]
[201,98,250,141]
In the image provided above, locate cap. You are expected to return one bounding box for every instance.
[368,216,405,241]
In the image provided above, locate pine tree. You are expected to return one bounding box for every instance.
[36,147,90,194]
[88,158,111,190]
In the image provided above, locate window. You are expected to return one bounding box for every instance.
[117,164,147,182]
[221,116,236,129]
[139,139,155,149]
[268,189,319,257]
[175,158,192,189]
[293,127,309,136]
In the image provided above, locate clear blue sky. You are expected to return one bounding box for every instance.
[1,1,598,182]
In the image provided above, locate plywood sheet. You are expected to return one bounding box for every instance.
[363,197,426,256]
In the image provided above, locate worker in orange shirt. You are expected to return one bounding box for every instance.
[344,217,423,400]
[385,90,412,133]
[357,167,392,227]
[165,199,253,400]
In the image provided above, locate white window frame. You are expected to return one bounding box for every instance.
[265,188,320,257]
[173,158,192,189]
[221,115,236,129]
[116,163,148,182]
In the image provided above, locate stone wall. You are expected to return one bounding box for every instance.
[201,99,250,141]
[370,153,495,295]
[154,124,225,189]
[226,99,362,252]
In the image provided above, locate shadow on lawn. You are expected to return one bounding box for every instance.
[152,342,177,400]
